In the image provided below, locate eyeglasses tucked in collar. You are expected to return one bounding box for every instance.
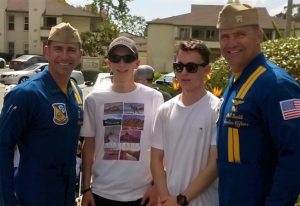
[108,54,137,63]
[173,62,207,73]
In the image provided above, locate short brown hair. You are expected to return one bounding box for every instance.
[177,39,210,65]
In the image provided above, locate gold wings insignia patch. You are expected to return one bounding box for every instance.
[52,103,68,125]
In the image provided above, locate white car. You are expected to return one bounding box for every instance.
[0,57,6,69]
[93,73,112,89]
[0,63,85,85]
[154,72,175,87]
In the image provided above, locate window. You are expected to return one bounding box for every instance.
[8,42,14,54]
[205,29,217,41]
[24,17,29,30]
[44,17,56,28]
[178,27,190,40]
[24,43,29,54]
[263,30,273,40]
[8,16,14,30]
[192,28,204,39]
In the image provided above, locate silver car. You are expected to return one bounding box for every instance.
[0,63,84,85]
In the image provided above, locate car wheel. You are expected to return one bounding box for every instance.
[18,76,29,84]
[0,61,4,68]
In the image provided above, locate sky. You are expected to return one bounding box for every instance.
[66,0,300,21]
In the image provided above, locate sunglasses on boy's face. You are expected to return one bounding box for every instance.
[173,62,207,73]
[108,54,137,63]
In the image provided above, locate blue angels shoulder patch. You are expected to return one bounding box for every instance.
[52,103,68,125]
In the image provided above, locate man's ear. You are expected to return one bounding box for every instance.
[204,64,211,76]
[44,45,49,59]
[105,58,111,67]
[256,27,264,44]
[134,60,141,69]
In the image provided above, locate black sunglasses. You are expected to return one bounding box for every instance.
[173,62,207,73]
[108,54,137,63]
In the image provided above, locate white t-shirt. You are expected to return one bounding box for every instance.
[80,83,163,201]
[152,91,219,206]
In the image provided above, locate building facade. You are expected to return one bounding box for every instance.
[147,4,300,72]
[0,0,99,57]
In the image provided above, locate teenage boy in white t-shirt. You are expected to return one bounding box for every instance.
[151,39,219,206]
[80,36,163,206]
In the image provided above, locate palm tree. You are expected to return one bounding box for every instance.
[285,0,293,37]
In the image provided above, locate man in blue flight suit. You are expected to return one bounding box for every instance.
[216,2,300,206]
[0,22,83,206]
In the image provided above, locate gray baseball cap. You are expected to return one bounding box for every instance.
[108,36,138,56]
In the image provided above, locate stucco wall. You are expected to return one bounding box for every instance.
[147,24,175,72]
[6,12,29,56]
[0,0,7,53]
[62,16,91,33]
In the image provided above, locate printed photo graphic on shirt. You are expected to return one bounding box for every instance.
[104,102,123,115]
[52,103,68,125]
[124,103,144,114]
[103,102,145,161]
[120,130,141,143]
[120,148,140,161]
[122,115,144,130]
[103,114,122,126]
[103,148,120,160]
[104,126,121,143]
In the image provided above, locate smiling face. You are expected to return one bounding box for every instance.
[106,46,140,82]
[219,25,263,73]
[44,41,82,79]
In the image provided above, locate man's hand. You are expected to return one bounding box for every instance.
[160,196,179,206]
[141,185,158,206]
[81,190,95,206]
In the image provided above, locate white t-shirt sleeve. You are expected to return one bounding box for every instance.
[80,94,96,138]
[151,104,165,150]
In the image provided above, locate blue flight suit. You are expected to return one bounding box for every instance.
[217,53,300,206]
[0,68,83,206]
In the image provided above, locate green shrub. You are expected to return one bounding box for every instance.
[262,37,300,81]
[207,57,230,96]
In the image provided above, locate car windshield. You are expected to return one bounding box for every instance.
[23,64,40,71]
[156,73,174,82]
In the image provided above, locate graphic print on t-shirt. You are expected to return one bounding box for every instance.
[103,102,145,161]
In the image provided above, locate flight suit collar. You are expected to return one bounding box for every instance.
[41,67,73,95]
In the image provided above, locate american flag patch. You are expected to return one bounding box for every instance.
[280,99,300,120]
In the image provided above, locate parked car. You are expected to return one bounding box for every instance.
[93,73,112,89]
[0,57,6,69]
[0,63,85,85]
[154,72,175,87]
[9,55,48,71]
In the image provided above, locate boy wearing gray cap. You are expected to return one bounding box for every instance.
[0,22,83,206]
[80,36,163,206]
[216,2,300,206]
